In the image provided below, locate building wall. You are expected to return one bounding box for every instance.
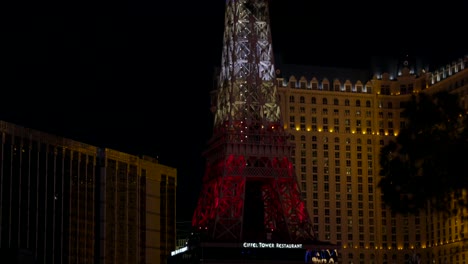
[0,121,177,264]
[276,56,468,263]
[139,156,177,264]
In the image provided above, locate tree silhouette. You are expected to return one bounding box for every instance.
[378,91,468,215]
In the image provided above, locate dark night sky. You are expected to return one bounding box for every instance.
[4,1,467,221]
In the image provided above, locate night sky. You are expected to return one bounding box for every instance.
[4,0,467,221]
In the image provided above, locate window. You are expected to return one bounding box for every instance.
[400,121,406,128]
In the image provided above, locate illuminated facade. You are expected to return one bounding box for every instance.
[0,121,177,264]
[276,55,468,263]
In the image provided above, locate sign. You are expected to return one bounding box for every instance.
[242,242,302,249]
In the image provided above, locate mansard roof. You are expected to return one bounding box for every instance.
[274,63,372,84]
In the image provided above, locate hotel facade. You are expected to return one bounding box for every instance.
[0,121,177,264]
[276,55,468,263]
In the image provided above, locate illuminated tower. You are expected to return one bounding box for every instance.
[192,0,315,243]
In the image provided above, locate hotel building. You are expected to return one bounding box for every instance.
[276,55,468,263]
[0,121,177,264]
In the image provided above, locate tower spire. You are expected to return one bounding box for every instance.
[214,0,280,127]
[192,0,315,243]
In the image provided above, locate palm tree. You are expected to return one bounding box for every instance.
[378,91,468,215]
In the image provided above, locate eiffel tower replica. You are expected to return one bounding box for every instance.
[177,0,337,263]
[193,0,314,243]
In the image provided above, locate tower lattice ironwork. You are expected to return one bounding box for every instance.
[192,0,316,243]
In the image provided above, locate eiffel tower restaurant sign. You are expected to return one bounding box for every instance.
[242,242,303,249]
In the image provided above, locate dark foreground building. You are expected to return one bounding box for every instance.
[169,234,338,264]
[0,120,177,264]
